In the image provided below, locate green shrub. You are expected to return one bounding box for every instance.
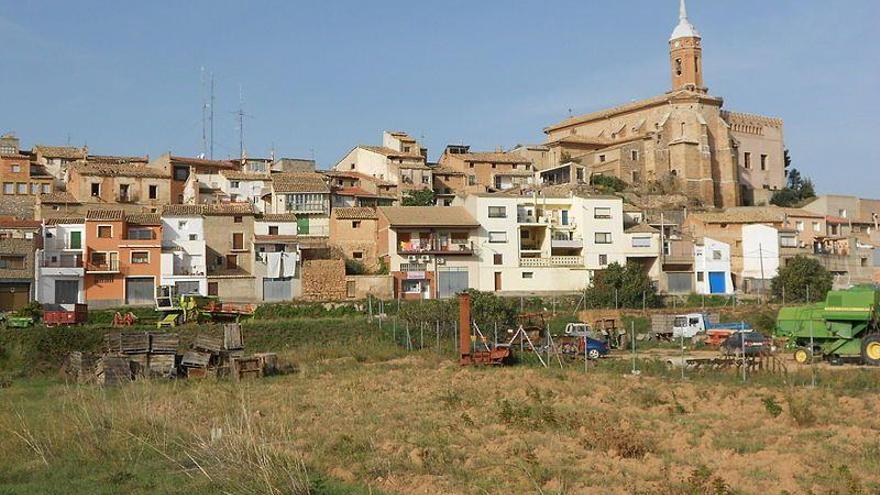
[762,396,783,418]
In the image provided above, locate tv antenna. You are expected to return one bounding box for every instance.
[232,84,254,160]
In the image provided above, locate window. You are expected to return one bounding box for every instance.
[17,183,26,194]
[595,232,612,244]
[11,164,20,173]
[631,236,651,248]
[208,282,219,296]
[743,152,751,169]
[353,251,363,260]
[30,183,40,194]
[712,250,723,260]
[268,226,279,236]
[594,207,612,219]
[488,206,507,218]
[41,184,50,194]
[493,254,503,265]
[0,255,25,269]
[522,272,534,279]
[488,231,507,243]
[130,251,149,264]
[232,233,244,250]
[97,225,112,238]
[780,235,798,248]
[148,185,158,199]
[697,272,705,282]
[599,254,608,266]
[838,208,847,218]
[352,221,361,229]
[421,175,429,184]
[631,150,639,160]
[230,181,240,188]
[598,155,606,163]
[675,58,682,76]
[3,183,12,194]
[468,175,476,185]
[91,183,100,196]
[189,234,198,241]
[813,222,821,233]
[178,220,188,229]
[795,221,804,232]
[760,154,768,171]
[127,228,152,240]
[403,146,411,153]
[173,166,189,181]
[403,280,421,293]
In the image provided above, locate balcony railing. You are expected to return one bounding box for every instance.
[125,231,157,241]
[117,193,140,203]
[86,259,120,273]
[286,203,327,213]
[398,239,475,255]
[520,256,583,268]
[550,238,582,249]
[41,256,83,268]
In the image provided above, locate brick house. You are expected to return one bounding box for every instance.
[67,162,170,208]
[436,145,534,193]
[1,137,54,198]
[0,238,37,311]
[203,203,258,301]
[83,210,162,308]
[330,207,380,271]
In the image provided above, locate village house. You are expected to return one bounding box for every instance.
[693,237,734,295]
[437,145,534,194]
[253,213,300,302]
[35,217,85,307]
[159,205,209,296]
[218,170,272,212]
[146,153,240,204]
[329,207,380,271]
[1,135,54,198]
[431,167,468,206]
[332,131,431,200]
[31,143,88,188]
[269,173,331,237]
[377,206,480,300]
[202,203,258,301]
[324,170,397,207]
[0,217,41,240]
[0,237,37,311]
[83,210,163,308]
[66,161,170,209]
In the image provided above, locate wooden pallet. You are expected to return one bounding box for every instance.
[97,356,132,385]
[120,333,150,354]
[181,350,211,369]
[223,323,243,350]
[149,333,179,354]
[148,354,176,378]
[254,352,278,375]
[232,356,263,381]
[192,335,223,354]
[104,333,122,354]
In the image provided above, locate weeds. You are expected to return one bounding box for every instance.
[785,393,817,427]
[762,396,783,417]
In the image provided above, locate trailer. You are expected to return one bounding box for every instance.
[774,286,880,365]
[43,304,88,327]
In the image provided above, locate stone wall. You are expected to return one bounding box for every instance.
[345,275,393,300]
[302,259,347,301]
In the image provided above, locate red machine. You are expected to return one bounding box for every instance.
[458,293,511,366]
[43,304,88,327]
[112,311,138,327]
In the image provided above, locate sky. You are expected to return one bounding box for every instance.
[2,0,878,197]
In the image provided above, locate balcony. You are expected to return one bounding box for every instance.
[41,255,83,268]
[117,193,140,203]
[551,238,583,249]
[398,239,475,256]
[86,259,120,273]
[520,256,584,268]
[286,202,327,214]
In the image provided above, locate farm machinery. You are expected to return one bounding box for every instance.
[774,285,880,365]
[155,285,255,328]
[458,293,511,365]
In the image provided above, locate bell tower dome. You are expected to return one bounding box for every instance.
[669,0,706,93]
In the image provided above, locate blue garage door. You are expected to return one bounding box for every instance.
[708,272,726,294]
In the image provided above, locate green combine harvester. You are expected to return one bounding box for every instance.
[775,285,880,365]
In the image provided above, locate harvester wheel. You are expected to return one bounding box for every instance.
[860,335,880,366]
[793,347,812,365]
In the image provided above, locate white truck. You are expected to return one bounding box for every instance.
[672,313,751,340]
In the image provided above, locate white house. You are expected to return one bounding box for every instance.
[35,217,85,307]
[332,131,430,188]
[741,224,781,291]
[159,205,208,295]
[253,214,301,301]
[269,173,331,237]
[693,237,734,295]
[219,170,272,212]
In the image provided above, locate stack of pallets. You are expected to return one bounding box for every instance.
[99,332,181,381]
[96,356,133,385]
[65,351,98,384]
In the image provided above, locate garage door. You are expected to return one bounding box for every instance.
[54,280,79,305]
[125,277,155,305]
[263,277,292,302]
[175,281,201,295]
[0,283,30,311]
[708,272,726,294]
[438,268,468,299]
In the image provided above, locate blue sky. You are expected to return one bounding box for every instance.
[2,1,878,197]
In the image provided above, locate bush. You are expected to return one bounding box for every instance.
[401,189,435,206]
[590,174,628,193]
[344,258,367,275]
[770,255,833,303]
[585,262,661,309]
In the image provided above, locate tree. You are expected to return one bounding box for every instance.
[402,188,435,206]
[590,174,628,193]
[584,262,661,309]
[770,150,817,207]
[770,255,832,303]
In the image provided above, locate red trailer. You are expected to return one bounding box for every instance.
[43,304,88,327]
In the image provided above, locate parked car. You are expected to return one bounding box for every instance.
[583,337,610,359]
[721,332,770,356]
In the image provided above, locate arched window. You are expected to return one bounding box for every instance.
[675,59,683,76]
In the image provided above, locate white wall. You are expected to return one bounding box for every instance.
[254,220,298,236]
[694,237,734,295]
[221,177,269,212]
[742,224,780,280]
[333,148,395,182]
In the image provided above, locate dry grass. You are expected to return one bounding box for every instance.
[2,352,880,494]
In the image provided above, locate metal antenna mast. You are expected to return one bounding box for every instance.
[233,84,253,161]
[200,67,207,157]
[209,73,215,160]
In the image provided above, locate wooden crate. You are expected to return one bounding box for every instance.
[254,352,278,375]
[232,357,263,381]
[223,323,243,350]
[192,335,223,354]
[181,351,211,369]
[149,333,179,354]
[128,353,149,378]
[97,356,132,385]
[120,333,150,354]
[104,333,122,354]
[66,351,98,383]
[148,354,176,378]
[185,367,216,379]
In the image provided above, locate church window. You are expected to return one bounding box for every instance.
[744,152,751,169]
[675,59,683,76]
[694,57,699,73]
[631,150,639,161]
[760,154,768,171]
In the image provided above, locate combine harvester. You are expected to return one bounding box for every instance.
[155,285,255,328]
[775,285,880,365]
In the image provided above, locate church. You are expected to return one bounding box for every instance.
[542,0,785,208]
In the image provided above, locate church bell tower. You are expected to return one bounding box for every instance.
[669,0,705,93]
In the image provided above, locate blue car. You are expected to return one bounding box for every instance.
[583,337,610,359]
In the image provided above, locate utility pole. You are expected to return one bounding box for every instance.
[758,243,765,300]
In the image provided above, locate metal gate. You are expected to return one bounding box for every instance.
[708,272,726,294]
[0,283,30,311]
[125,277,155,305]
[437,268,468,299]
[263,277,292,302]
[54,280,79,304]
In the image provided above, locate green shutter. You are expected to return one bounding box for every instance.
[69,231,82,250]
[297,217,309,235]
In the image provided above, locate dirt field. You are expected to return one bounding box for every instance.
[2,349,880,494]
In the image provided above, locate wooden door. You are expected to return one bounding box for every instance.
[494,272,502,292]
